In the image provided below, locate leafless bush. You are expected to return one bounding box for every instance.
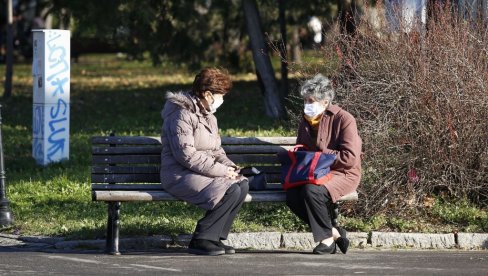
[289,4,488,216]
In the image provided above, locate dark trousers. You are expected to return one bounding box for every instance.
[193,179,249,241]
[286,184,333,242]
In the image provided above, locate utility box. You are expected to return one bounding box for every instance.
[32,29,70,165]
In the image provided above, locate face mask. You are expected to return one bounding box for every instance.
[209,94,224,113]
[304,102,326,118]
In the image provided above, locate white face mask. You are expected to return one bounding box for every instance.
[209,94,224,113]
[304,102,326,118]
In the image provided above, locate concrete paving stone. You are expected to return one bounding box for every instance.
[19,236,65,245]
[224,232,282,249]
[175,234,192,247]
[282,232,369,250]
[0,233,20,240]
[20,242,52,249]
[0,236,25,247]
[120,235,173,250]
[176,232,282,250]
[54,239,104,250]
[281,233,316,250]
[457,233,488,250]
[371,232,456,249]
[55,235,172,250]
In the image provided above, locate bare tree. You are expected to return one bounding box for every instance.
[242,0,286,119]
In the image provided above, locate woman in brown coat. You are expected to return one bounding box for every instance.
[287,74,362,255]
[160,68,248,256]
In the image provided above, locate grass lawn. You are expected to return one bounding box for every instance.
[0,54,486,239]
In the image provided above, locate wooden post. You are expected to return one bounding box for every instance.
[4,0,14,99]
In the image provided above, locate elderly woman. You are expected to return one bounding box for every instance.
[160,68,249,256]
[286,74,362,254]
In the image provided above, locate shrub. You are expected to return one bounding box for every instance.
[289,3,488,216]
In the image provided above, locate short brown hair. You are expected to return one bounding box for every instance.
[192,68,233,98]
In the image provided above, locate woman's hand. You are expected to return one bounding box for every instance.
[225,167,239,179]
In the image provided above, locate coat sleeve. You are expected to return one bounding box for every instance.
[213,146,236,167]
[165,110,228,177]
[321,115,361,170]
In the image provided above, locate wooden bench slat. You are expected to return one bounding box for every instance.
[92,155,160,164]
[251,166,281,173]
[91,136,161,145]
[338,191,359,201]
[92,184,163,190]
[223,145,291,154]
[92,183,284,191]
[92,190,358,202]
[92,190,287,202]
[92,145,292,155]
[227,154,279,164]
[91,165,281,175]
[221,137,296,145]
[93,190,178,201]
[92,146,161,155]
[92,174,283,184]
[92,136,297,146]
[93,154,280,165]
[92,174,160,183]
[92,166,160,174]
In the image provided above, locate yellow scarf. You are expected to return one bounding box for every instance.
[304,114,323,131]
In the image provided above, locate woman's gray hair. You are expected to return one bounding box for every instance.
[299,74,335,102]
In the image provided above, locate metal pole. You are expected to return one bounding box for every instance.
[4,0,14,98]
[0,105,13,227]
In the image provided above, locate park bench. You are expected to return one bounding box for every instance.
[91,135,359,255]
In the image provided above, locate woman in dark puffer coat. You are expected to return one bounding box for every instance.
[160,68,248,256]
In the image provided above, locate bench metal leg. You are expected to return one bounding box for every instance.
[330,203,340,228]
[106,202,121,255]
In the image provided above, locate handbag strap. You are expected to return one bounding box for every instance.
[284,150,297,185]
[308,152,322,181]
[291,144,310,152]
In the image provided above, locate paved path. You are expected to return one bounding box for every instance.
[0,248,486,275]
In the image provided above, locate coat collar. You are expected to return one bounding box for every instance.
[326,104,341,115]
[164,91,210,117]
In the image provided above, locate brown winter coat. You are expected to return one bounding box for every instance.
[160,91,242,210]
[296,104,362,203]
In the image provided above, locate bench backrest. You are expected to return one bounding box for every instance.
[91,136,297,187]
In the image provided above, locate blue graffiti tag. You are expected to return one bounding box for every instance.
[44,31,70,163]
[46,33,69,94]
[46,96,68,161]
[33,106,43,137]
[50,77,69,97]
[33,139,44,163]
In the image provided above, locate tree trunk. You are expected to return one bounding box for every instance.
[292,25,301,64]
[278,0,288,97]
[4,0,14,99]
[484,0,488,22]
[242,0,286,119]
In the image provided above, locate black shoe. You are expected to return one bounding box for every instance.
[212,240,236,254]
[336,227,350,254]
[188,239,225,256]
[313,242,337,255]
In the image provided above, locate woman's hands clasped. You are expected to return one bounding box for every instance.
[225,167,239,179]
